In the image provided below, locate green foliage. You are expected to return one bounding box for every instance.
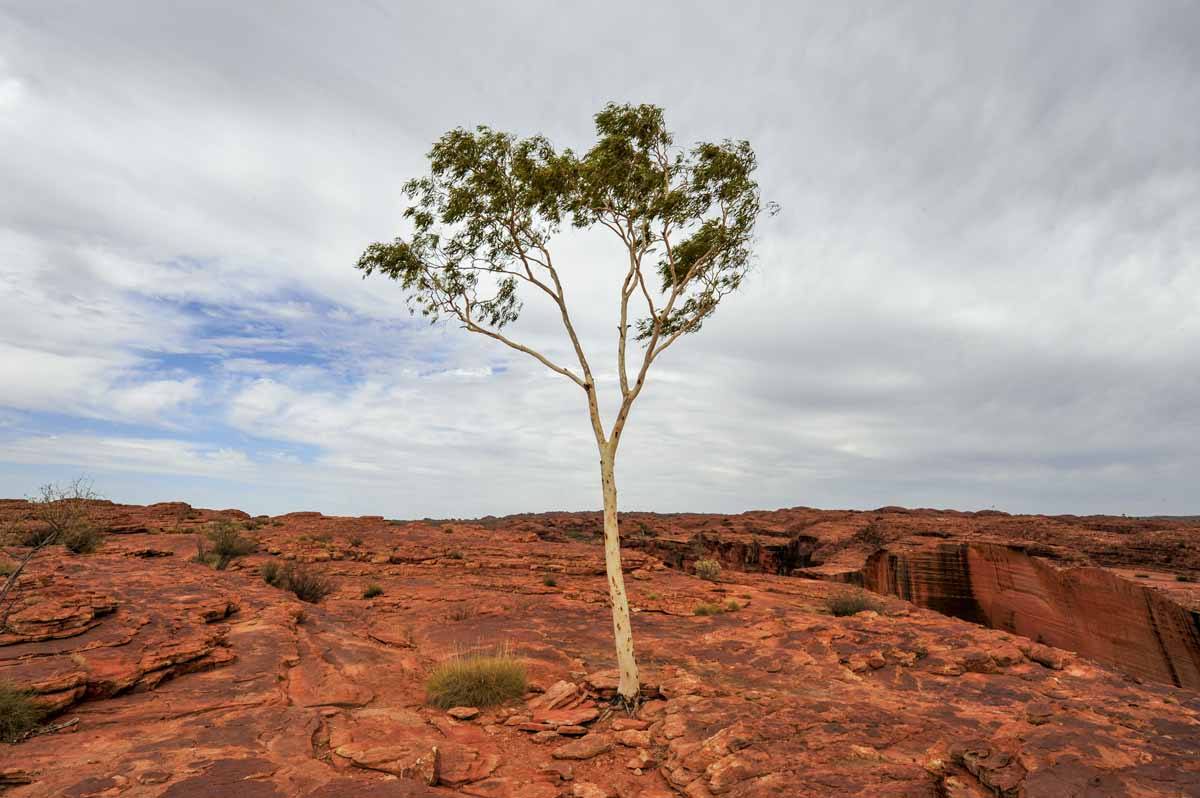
[204,520,256,569]
[425,651,527,709]
[724,599,741,612]
[1176,574,1196,583]
[694,559,722,581]
[349,536,364,548]
[693,602,726,616]
[541,575,558,587]
[363,584,384,598]
[0,683,44,743]
[447,550,464,560]
[356,103,774,344]
[826,590,882,617]
[0,560,14,577]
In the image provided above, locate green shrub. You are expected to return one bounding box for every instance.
[1176,574,1196,583]
[694,559,722,581]
[261,561,282,586]
[426,651,527,709]
[0,683,44,743]
[825,590,881,617]
[693,602,726,616]
[363,584,384,598]
[0,560,15,577]
[261,562,333,603]
[541,575,558,587]
[349,536,364,547]
[724,599,741,612]
[206,521,256,569]
[447,550,464,560]
[281,564,332,603]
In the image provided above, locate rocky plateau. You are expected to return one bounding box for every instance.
[1,499,1198,797]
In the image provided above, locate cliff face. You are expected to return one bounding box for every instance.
[863,542,1200,689]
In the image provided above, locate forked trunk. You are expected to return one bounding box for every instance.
[599,447,640,702]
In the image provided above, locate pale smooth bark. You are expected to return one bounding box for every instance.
[598,444,640,701]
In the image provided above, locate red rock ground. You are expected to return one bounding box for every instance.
[1,500,1198,797]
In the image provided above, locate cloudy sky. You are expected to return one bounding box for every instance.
[0,2,1196,517]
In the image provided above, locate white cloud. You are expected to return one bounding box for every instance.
[0,2,1197,515]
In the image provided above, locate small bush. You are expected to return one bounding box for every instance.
[447,550,464,560]
[542,575,558,587]
[280,564,333,603]
[646,591,659,600]
[694,559,722,581]
[826,590,881,617]
[0,683,44,743]
[349,536,364,548]
[447,604,476,622]
[206,521,256,569]
[426,651,527,709]
[261,563,333,603]
[1135,573,1150,579]
[724,599,741,612]
[693,602,726,616]
[363,584,384,598]
[1176,574,1196,583]
[262,561,282,586]
[61,525,104,554]
[0,560,15,577]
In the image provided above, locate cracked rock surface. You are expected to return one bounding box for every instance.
[0,500,1198,797]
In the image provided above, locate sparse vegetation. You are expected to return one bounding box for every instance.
[202,520,256,569]
[646,591,659,600]
[0,560,14,578]
[693,602,727,616]
[1176,574,1196,583]
[724,599,741,612]
[1135,573,1151,579]
[349,536,364,548]
[2,479,102,630]
[425,650,527,709]
[826,590,882,617]
[0,683,44,743]
[542,575,558,587]
[261,561,282,586]
[260,561,332,602]
[447,603,476,622]
[447,550,464,560]
[277,564,332,603]
[694,559,722,581]
[363,583,384,598]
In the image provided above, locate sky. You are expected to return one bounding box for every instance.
[0,1,1197,518]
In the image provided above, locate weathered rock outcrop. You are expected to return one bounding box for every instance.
[0,500,1197,797]
[863,541,1200,689]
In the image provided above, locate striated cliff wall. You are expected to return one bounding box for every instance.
[863,542,1200,689]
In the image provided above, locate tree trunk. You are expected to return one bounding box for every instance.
[599,446,640,702]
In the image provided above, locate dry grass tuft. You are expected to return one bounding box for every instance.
[425,650,527,709]
[0,683,43,743]
[825,590,882,617]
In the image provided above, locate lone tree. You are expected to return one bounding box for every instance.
[357,103,774,703]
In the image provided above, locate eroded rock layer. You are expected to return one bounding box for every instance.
[863,542,1200,689]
